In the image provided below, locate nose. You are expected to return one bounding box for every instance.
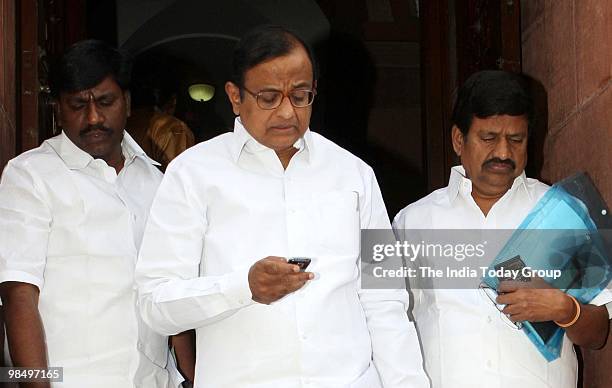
[493,138,511,160]
[86,101,104,126]
[275,94,296,120]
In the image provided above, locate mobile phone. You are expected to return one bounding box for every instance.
[288,257,312,271]
[494,255,530,282]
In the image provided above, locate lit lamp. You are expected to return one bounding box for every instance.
[188,83,215,102]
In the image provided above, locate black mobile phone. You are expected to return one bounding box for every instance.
[494,255,530,282]
[288,257,312,271]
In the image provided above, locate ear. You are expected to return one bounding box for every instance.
[124,90,132,117]
[225,81,242,116]
[451,125,465,157]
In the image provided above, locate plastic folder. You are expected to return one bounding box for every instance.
[482,172,612,361]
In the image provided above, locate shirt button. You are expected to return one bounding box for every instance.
[487,360,492,368]
[487,316,492,323]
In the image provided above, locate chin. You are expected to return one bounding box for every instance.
[87,145,113,160]
[267,136,300,150]
[478,171,511,184]
[487,178,515,191]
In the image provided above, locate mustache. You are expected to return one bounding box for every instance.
[482,157,516,169]
[79,125,112,136]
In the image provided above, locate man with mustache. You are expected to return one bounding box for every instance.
[135,25,430,387]
[393,70,611,387]
[0,40,181,387]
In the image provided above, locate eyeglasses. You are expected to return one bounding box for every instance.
[242,87,316,110]
[478,282,523,330]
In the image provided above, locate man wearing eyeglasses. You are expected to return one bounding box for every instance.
[393,70,611,388]
[135,25,429,388]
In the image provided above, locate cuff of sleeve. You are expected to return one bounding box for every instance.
[221,267,256,308]
[590,288,612,318]
[0,270,44,290]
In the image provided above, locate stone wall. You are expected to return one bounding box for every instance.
[522,1,612,386]
[522,0,611,201]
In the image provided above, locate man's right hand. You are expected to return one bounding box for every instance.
[248,257,313,304]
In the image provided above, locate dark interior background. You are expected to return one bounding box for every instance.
[82,0,425,217]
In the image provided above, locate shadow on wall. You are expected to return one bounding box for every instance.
[312,30,427,216]
[525,75,549,182]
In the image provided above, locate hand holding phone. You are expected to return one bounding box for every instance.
[248,256,313,304]
[288,257,312,271]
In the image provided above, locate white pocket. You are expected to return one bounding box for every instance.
[312,190,360,257]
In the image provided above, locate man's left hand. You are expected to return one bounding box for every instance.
[496,279,576,323]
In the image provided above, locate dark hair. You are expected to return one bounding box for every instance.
[451,70,534,136]
[50,39,132,97]
[230,25,318,90]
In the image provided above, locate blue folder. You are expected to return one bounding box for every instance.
[482,173,612,361]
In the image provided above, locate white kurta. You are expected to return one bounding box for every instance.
[136,118,430,388]
[393,166,612,388]
[0,132,172,387]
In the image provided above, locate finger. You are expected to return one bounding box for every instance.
[497,280,525,293]
[262,260,282,275]
[297,271,314,281]
[531,276,553,289]
[266,256,287,263]
[282,262,301,274]
[285,278,308,294]
[507,311,529,323]
[505,312,522,323]
[285,271,314,283]
[283,272,314,292]
[500,303,527,322]
[262,259,294,275]
[495,292,518,305]
[501,303,522,317]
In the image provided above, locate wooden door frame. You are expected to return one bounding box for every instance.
[420,0,522,192]
[19,0,40,152]
[420,0,454,192]
[0,0,17,170]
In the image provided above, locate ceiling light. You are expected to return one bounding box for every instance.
[189,83,215,102]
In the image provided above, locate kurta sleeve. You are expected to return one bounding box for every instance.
[357,165,430,388]
[0,161,52,290]
[135,160,254,336]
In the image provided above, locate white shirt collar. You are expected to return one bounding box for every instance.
[57,130,160,170]
[447,165,532,203]
[230,117,314,164]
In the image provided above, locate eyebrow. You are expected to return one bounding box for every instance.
[292,81,313,89]
[67,92,117,103]
[479,130,526,137]
[256,81,313,92]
